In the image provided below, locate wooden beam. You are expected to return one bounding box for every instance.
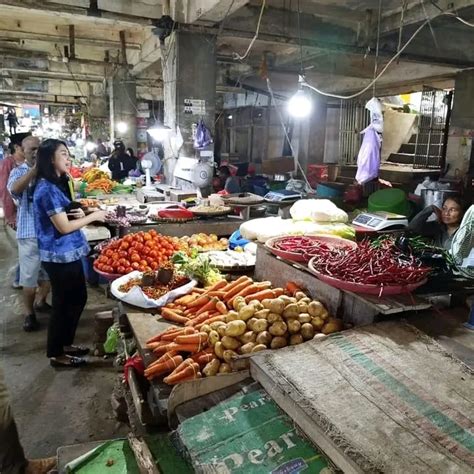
[69,25,76,60]
[380,0,474,35]
[119,30,128,65]
[184,0,249,24]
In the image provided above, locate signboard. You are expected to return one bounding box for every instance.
[184,98,206,115]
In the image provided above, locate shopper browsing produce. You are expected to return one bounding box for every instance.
[108,139,136,181]
[33,139,106,368]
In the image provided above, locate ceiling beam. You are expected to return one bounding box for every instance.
[0,28,141,50]
[129,29,162,76]
[0,67,105,82]
[183,0,249,24]
[0,1,152,27]
[380,0,474,35]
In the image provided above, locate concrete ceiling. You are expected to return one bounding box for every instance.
[0,0,472,106]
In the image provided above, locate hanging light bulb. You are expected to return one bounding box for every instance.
[116,121,128,134]
[147,121,171,142]
[288,75,312,118]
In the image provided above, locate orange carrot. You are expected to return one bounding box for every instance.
[164,362,200,385]
[195,298,217,316]
[273,288,285,297]
[146,340,170,350]
[144,355,183,378]
[196,353,215,366]
[187,295,211,309]
[228,282,271,307]
[192,287,206,294]
[221,275,250,292]
[215,301,227,315]
[161,327,196,341]
[146,326,180,344]
[244,289,275,303]
[175,332,208,345]
[205,279,227,292]
[206,291,226,298]
[190,347,214,362]
[175,294,198,305]
[148,350,179,368]
[165,342,204,353]
[161,308,189,325]
[223,280,253,302]
[166,371,202,385]
[286,282,302,296]
[185,311,211,326]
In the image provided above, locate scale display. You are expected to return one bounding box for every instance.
[352,212,408,231]
[264,190,302,203]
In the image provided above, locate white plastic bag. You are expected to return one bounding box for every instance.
[111,271,197,309]
[290,199,348,223]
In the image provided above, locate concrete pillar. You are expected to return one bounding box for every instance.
[163,30,216,183]
[297,97,328,172]
[110,68,137,149]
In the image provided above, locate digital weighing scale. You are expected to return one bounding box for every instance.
[352,211,408,231]
[264,189,302,203]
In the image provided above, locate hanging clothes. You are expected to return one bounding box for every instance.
[355,124,381,185]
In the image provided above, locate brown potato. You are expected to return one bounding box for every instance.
[301,323,315,340]
[200,324,211,334]
[246,317,259,332]
[217,325,227,337]
[254,309,270,320]
[248,300,264,311]
[269,299,285,315]
[311,316,325,331]
[267,313,283,324]
[239,331,257,344]
[221,336,241,351]
[240,342,257,354]
[251,344,267,353]
[320,309,330,321]
[322,319,343,334]
[214,341,225,359]
[210,321,226,331]
[209,330,220,346]
[223,349,238,363]
[270,336,287,349]
[298,313,311,324]
[287,319,301,334]
[297,301,309,314]
[255,331,272,346]
[226,311,240,323]
[203,358,220,377]
[283,303,299,319]
[290,334,304,345]
[308,301,325,317]
[232,297,245,311]
[269,321,288,337]
[225,320,247,337]
[261,299,273,310]
[238,305,255,321]
[218,362,232,374]
[252,319,268,333]
[294,291,307,301]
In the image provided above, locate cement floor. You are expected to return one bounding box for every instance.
[0,227,128,459]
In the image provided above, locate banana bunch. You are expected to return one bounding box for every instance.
[83,168,109,183]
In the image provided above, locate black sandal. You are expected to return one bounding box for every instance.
[64,346,90,357]
[50,356,87,368]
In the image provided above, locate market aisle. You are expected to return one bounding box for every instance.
[0,227,128,458]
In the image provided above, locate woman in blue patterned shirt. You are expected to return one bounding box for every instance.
[33,139,106,368]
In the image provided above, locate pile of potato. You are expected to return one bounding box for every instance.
[200,291,343,376]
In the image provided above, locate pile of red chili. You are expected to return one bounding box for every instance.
[273,236,333,257]
[309,238,431,286]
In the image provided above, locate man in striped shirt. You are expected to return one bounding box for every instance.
[7,136,50,332]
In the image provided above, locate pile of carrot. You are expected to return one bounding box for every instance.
[158,276,283,329]
[144,325,214,383]
[143,276,285,385]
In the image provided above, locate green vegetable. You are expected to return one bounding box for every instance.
[172,252,222,286]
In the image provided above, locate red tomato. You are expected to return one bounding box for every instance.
[125,267,133,273]
[105,249,113,257]
[145,240,154,248]
[141,247,150,256]
[135,243,144,252]
[140,260,148,267]
[131,262,140,270]
[150,261,159,270]
[138,265,146,272]
[130,254,140,263]
[117,266,126,274]
[145,256,154,265]
[149,250,158,258]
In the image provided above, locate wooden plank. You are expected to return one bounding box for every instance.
[128,434,160,474]
[128,367,155,426]
[167,371,251,426]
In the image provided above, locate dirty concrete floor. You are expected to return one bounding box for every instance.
[0,227,128,459]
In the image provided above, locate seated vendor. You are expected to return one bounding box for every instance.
[218,165,241,194]
[408,196,468,250]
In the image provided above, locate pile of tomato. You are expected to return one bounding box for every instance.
[94,229,182,275]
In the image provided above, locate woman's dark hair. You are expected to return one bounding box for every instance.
[126,147,136,158]
[443,195,469,214]
[35,139,72,200]
[219,166,231,177]
[36,139,69,184]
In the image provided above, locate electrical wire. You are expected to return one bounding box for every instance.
[266,76,312,190]
[302,18,430,100]
[442,11,474,27]
[233,0,266,61]
[296,0,304,74]
[373,0,383,96]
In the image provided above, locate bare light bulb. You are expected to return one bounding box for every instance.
[116,121,128,134]
[288,89,312,118]
[147,124,171,142]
